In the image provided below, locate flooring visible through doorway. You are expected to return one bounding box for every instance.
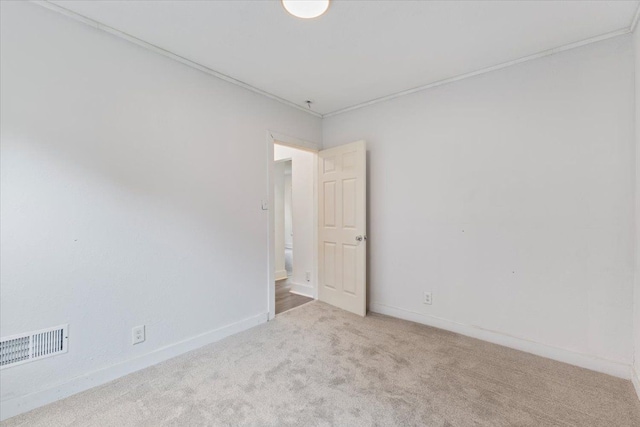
[3,301,639,426]
[275,278,313,314]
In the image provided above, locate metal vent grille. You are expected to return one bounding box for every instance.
[1,325,68,369]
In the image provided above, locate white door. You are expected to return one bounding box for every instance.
[318,140,367,316]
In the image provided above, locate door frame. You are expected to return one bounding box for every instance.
[266,131,319,320]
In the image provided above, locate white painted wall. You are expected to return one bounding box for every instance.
[274,144,315,296]
[323,36,636,377]
[633,25,640,397]
[284,168,294,250]
[0,1,321,418]
[274,161,287,280]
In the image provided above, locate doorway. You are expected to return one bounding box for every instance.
[273,144,315,315]
[266,131,368,320]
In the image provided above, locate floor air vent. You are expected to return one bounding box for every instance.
[1,325,68,369]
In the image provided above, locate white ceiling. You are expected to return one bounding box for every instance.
[51,0,639,116]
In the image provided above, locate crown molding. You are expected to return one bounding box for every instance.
[631,2,640,33]
[323,27,631,118]
[31,0,638,120]
[31,1,323,118]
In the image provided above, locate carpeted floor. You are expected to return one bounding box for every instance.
[3,301,640,426]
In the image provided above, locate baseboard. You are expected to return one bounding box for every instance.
[289,281,314,298]
[369,302,630,379]
[0,312,268,422]
[632,365,640,401]
[275,270,288,281]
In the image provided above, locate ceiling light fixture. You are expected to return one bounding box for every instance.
[282,0,330,19]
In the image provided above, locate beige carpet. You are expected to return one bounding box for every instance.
[3,301,640,426]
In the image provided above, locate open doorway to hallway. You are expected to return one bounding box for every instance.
[273,143,315,314]
[268,132,367,319]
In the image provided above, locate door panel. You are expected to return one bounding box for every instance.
[342,179,356,228]
[318,140,367,316]
[323,181,336,226]
[323,242,336,289]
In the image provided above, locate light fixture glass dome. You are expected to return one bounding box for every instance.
[282,0,330,19]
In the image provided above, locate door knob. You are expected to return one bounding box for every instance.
[356,235,367,242]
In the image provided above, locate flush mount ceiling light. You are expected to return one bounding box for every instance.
[282,0,330,19]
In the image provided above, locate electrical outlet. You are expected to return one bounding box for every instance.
[423,292,432,305]
[132,325,145,345]
[305,271,311,282]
